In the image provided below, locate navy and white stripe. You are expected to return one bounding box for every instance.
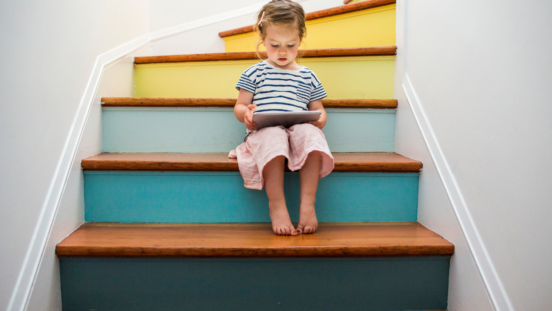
[236,61,327,114]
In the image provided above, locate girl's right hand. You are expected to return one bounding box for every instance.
[244,105,257,130]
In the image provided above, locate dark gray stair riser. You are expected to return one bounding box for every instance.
[60,257,449,311]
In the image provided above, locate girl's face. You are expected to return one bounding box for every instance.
[262,24,302,70]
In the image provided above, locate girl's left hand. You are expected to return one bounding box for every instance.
[307,99,327,129]
[309,113,326,129]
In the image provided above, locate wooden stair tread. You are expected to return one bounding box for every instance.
[219,0,396,38]
[81,152,422,172]
[56,222,454,257]
[134,46,396,64]
[101,97,397,109]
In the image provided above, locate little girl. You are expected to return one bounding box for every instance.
[230,0,334,236]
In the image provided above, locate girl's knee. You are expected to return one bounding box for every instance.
[307,150,322,159]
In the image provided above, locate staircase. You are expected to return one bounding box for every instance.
[56,1,453,310]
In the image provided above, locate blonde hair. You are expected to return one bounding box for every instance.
[254,0,306,60]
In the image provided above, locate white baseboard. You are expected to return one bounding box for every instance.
[402,72,513,311]
[7,33,150,311]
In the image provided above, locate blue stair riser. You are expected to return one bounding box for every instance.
[102,107,395,153]
[60,257,449,311]
[84,172,418,223]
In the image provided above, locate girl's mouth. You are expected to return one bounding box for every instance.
[278,58,287,61]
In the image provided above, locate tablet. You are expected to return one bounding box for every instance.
[252,111,321,131]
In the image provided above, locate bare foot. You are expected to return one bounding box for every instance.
[269,200,298,236]
[297,202,318,234]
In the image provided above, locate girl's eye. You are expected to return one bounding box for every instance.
[271,45,279,48]
[287,45,295,48]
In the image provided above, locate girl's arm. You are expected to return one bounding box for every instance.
[234,89,256,130]
[308,99,327,129]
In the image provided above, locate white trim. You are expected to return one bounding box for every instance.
[149,0,307,42]
[402,73,513,311]
[6,33,151,311]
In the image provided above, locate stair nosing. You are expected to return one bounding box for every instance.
[218,0,396,38]
[134,46,396,65]
[101,97,398,109]
[56,222,454,258]
[81,152,422,173]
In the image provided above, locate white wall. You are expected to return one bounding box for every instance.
[394,4,495,310]
[147,0,343,32]
[148,0,266,32]
[148,0,343,56]
[0,1,149,310]
[395,0,552,310]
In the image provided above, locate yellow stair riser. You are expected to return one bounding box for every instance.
[134,56,395,99]
[224,4,395,53]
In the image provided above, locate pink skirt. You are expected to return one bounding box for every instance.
[228,123,334,190]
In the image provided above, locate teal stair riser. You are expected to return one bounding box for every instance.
[102,108,395,153]
[84,172,419,223]
[60,257,449,311]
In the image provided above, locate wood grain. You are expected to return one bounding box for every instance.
[81,152,422,172]
[134,46,396,64]
[219,0,396,38]
[56,222,454,258]
[101,97,398,109]
[306,0,395,20]
[101,97,236,107]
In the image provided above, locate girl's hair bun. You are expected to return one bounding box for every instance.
[255,0,306,39]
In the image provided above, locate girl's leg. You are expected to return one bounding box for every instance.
[297,151,321,234]
[264,155,298,236]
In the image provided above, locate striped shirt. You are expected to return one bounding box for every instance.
[236,61,327,113]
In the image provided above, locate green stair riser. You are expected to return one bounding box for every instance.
[102,108,395,153]
[84,172,419,223]
[60,257,449,311]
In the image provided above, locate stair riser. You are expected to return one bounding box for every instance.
[102,108,395,153]
[134,56,395,99]
[60,256,448,311]
[84,172,418,223]
[224,4,396,52]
